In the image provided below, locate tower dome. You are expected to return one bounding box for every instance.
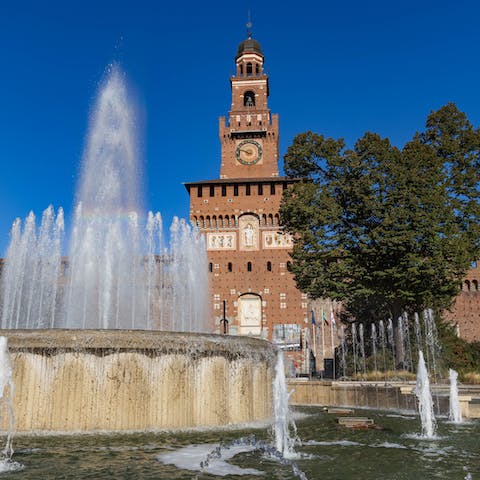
[236,35,263,59]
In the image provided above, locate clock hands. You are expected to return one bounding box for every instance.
[236,140,262,165]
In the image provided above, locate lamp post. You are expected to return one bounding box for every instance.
[220,300,229,334]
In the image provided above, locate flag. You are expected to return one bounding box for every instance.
[322,307,329,326]
[330,308,337,329]
[311,309,316,326]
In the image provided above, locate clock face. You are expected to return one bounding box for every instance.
[235,140,263,165]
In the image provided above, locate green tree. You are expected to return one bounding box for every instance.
[281,104,480,335]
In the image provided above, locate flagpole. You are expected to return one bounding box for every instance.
[312,309,317,375]
[321,307,325,376]
[330,306,336,380]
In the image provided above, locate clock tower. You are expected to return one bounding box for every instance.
[185,31,310,375]
[219,33,279,179]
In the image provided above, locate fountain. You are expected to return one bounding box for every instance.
[359,323,366,378]
[0,66,277,434]
[156,349,308,479]
[0,337,22,473]
[414,350,437,438]
[1,67,209,332]
[272,350,299,458]
[449,368,463,423]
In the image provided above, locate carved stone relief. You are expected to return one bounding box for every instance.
[207,232,236,250]
[239,214,259,251]
[263,231,293,249]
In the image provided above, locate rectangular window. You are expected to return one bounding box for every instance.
[197,186,203,197]
[234,185,239,196]
[210,185,215,197]
[258,183,263,195]
[270,183,275,195]
[222,185,227,196]
[246,184,251,196]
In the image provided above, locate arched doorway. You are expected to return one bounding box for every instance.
[238,294,262,336]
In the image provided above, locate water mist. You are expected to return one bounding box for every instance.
[0,66,209,333]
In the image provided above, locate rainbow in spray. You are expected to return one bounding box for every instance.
[0,66,209,332]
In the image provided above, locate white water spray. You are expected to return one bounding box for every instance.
[0,67,209,333]
[0,337,22,473]
[449,368,463,423]
[414,350,437,438]
[273,351,298,458]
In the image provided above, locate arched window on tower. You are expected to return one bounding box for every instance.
[267,261,272,272]
[246,62,253,76]
[465,280,471,291]
[240,64,244,75]
[255,63,259,74]
[473,279,479,291]
[228,262,233,272]
[244,91,255,107]
[247,262,252,272]
[208,263,213,273]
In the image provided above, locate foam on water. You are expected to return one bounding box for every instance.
[373,442,408,449]
[0,460,24,474]
[303,440,363,447]
[157,443,264,476]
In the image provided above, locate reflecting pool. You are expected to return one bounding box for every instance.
[2,406,479,479]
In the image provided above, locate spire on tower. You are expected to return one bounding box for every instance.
[246,10,252,39]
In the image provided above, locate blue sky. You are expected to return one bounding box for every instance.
[1,0,480,254]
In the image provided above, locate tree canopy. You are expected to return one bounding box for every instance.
[280,103,480,323]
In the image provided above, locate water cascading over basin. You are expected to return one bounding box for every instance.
[0,330,276,432]
[0,66,277,432]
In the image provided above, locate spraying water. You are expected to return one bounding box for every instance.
[340,324,347,378]
[0,337,22,473]
[379,320,387,375]
[352,323,358,377]
[414,350,437,438]
[0,67,209,332]
[449,368,463,423]
[387,318,396,373]
[358,323,366,378]
[273,351,299,458]
[371,323,378,373]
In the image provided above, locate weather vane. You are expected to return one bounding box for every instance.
[246,10,252,38]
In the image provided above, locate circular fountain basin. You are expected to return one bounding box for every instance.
[0,329,276,433]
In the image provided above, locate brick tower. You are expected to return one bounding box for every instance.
[185,32,310,373]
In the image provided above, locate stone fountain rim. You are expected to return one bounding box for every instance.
[0,329,277,361]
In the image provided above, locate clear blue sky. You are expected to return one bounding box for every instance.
[1,0,480,255]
